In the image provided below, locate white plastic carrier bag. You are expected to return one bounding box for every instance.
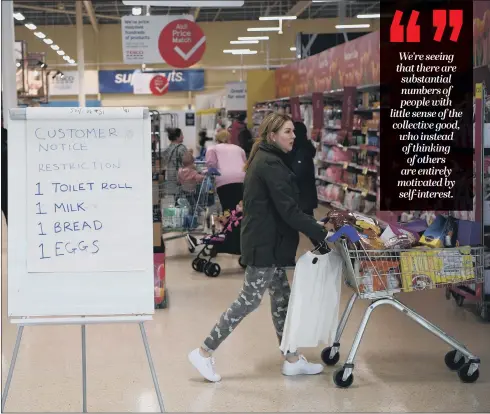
[280,248,343,355]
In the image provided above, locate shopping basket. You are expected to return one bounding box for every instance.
[322,225,484,388]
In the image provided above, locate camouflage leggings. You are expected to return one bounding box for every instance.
[202,266,297,356]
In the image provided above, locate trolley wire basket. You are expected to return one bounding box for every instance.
[160,171,219,251]
[320,225,484,388]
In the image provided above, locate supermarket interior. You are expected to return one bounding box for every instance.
[1,0,490,412]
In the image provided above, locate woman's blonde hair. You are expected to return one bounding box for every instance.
[215,130,230,144]
[244,112,292,171]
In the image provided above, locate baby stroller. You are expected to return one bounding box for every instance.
[191,203,246,277]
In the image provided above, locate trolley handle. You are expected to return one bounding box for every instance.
[326,225,361,243]
[206,167,221,176]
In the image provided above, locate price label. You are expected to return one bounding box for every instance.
[362,190,368,197]
[343,162,349,169]
[362,126,368,135]
[476,83,483,99]
[342,184,348,191]
[342,146,348,152]
[362,167,368,175]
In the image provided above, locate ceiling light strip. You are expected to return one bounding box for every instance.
[16,15,77,65]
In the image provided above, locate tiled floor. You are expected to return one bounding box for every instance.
[2,212,490,412]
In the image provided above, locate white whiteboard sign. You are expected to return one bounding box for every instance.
[26,109,146,272]
[8,107,154,317]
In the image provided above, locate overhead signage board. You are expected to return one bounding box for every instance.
[225,82,247,111]
[48,70,99,96]
[98,69,205,94]
[121,15,206,67]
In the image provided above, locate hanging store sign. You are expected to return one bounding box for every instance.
[158,19,206,68]
[290,97,301,122]
[225,82,247,111]
[48,70,99,96]
[312,92,324,129]
[341,87,357,132]
[121,15,206,67]
[98,69,205,94]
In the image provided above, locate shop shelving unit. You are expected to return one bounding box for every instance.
[252,85,381,219]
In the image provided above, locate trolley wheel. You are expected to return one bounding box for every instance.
[204,262,221,277]
[458,363,480,384]
[238,256,247,269]
[477,302,490,321]
[321,347,340,366]
[192,258,207,272]
[444,350,465,371]
[333,368,354,388]
[455,294,465,307]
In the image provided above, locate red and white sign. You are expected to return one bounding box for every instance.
[158,19,206,68]
[149,75,169,96]
[122,15,195,64]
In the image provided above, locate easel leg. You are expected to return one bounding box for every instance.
[1,326,24,412]
[81,324,87,413]
[139,322,165,413]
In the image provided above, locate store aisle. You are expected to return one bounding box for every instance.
[2,214,490,412]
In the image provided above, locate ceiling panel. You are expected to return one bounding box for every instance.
[13,0,380,25]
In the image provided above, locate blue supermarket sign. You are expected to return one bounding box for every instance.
[98,69,205,94]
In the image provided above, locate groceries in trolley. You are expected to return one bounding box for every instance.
[324,209,483,296]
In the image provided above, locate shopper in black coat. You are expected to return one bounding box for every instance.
[188,113,328,383]
[238,126,253,158]
[290,121,318,217]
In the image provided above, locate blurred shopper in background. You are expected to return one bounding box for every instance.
[238,124,254,159]
[230,113,246,146]
[162,127,187,197]
[290,121,318,218]
[205,130,246,212]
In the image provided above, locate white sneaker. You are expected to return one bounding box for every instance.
[188,348,221,382]
[282,355,324,376]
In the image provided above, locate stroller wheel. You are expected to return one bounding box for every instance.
[204,262,221,277]
[192,258,207,272]
[238,256,246,269]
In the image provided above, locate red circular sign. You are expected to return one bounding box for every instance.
[149,75,169,96]
[158,19,206,68]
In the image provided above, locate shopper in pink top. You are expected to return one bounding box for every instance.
[205,130,246,212]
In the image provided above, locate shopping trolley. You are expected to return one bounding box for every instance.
[322,225,484,388]
[160,167,220,251]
